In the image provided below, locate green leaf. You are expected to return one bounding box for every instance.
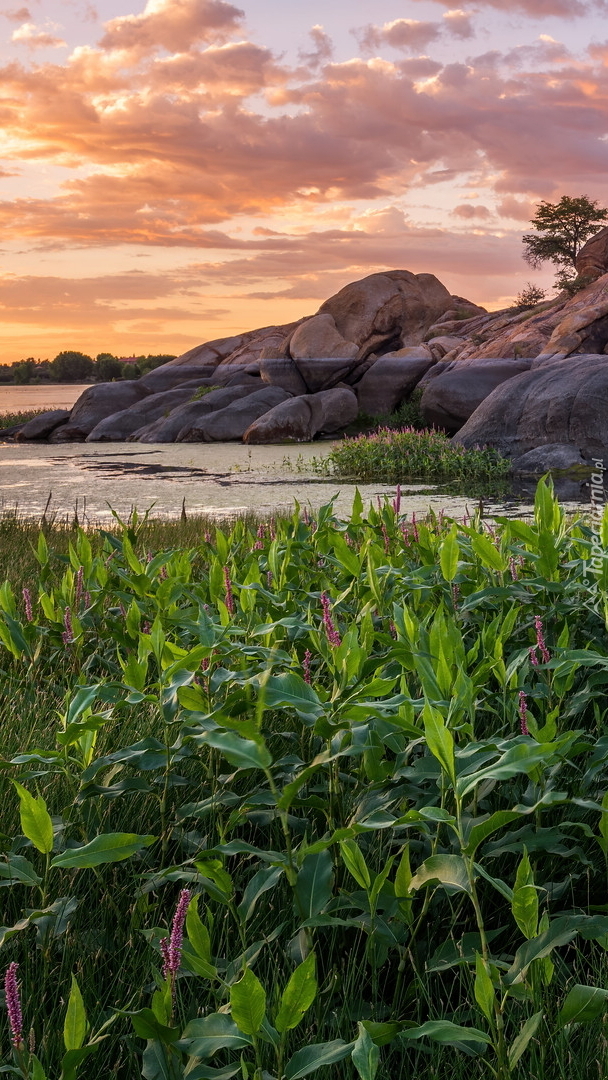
[423,705,455,785]
[400,1020,492,1046]
[505,916,582,984]
[463,811,524,857]
[557,985,608,1027]
[471,533,508,573]
[439,526,459,582]
[409,855,471,895]
[0,854,42,888]
[198,731,272,771]
[339,840,371,890]
[176,1014,252,1059]
[230,967,266,1035]
[13,782,54,854]
[511,848,538,940]
[30,1056,47,1080]
[63,975,87,1052]
[508,1011,543,1069]
[262,673,324,722]
[186,894,212,962]
[352,1022,380,1080]
[59,1046,99,1080]
[238,866,283,922]
[284,1039,354,1079]
[275,952,317,1033]
[129,1009,180,1043]
[51,832,155,868]
[295,851,333,919]
[141,1039,173,1080]
[474,954,495,1025]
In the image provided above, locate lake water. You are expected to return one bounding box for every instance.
[0,384,91,414]
[0,385,595,523]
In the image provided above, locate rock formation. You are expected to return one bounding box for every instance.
[13,248,608,472]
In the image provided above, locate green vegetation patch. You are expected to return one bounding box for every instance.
[0,481,608,1079]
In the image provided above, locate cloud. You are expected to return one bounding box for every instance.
[452,203,493,218]
[2,7,31,21]
[442,10,475,38]
[12,22,67,48]
[405,0,589,15]
[356,19,442,54]
[497,196,536,220]
[298,25,333,69]
[98,0,245,56]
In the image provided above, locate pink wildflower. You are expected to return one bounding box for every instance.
[74,566,84,604]
[381,524,390,553]
[411,512,419,543]
[4,962,23,1049]
[22,588,33,623]
[83,591,91,609]
[534,615,551,664]
[509,557,519,581]
[392,484,401,515]
[320,592,341,647]
[267,571,273,588]
[161,888,192,982]
[303,649,312,684]
[529,646,539,667]
[518,690,529,736]
[62,606,74,645]
[223,566,234,614]
[452,584,460,607]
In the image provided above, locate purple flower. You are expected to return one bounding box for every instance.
[302,649,312,684]
[392,484,402,515]
[534,615,551,664]
[74,566,84,604]
[529,646,539,667]
[223,566,234,615]
[161,888,192,982]
[83,591,91,609]
[267,571,273,588]
[452,584,460,607]
[381,524,390,553]
[62,606,74,645]
[320,592,341,648]
[22,588,33,623]
[4,962,23,1049]
[411,512,419,543]
[509,557,519,581]
[518,691,529,736]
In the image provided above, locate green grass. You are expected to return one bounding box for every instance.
[1,482,608,1078]
[0,409,45,431]
[312,425,512,484]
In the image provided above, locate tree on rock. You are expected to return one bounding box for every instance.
[522,195,608,290]
[51,350,95,382]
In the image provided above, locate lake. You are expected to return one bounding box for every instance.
[0,384,92,414]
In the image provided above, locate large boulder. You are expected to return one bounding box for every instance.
[576,227,608,282]
[355,354,435,416]
[178,387,291,441]
[453,353,608,459]
[420,359,532,432]
[243,387,358,443]
[86,387,202,441]
[15,409,70,441]
[294,356,360,394]
[317,270,453,358]
[510,443,588,475]
[139,365,217,393]
[49,382,150,441]
[289,314,358,361]
[132,385,262,442]
[259,358,307,395]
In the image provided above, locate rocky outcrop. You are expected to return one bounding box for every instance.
[576,228,608,282]
[356,354,435,416]
[49,382,150,441]
[178,387,291,442]
[132,383,263,443]
[420,359,532,432]
[453,354,608,460]
[243,388,358,443]
[15,409,70,441]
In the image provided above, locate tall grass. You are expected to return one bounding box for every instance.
[0,483,607,1078]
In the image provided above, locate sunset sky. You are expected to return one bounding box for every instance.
[1,0,608,362]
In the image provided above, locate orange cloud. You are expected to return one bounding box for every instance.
[12,22,67,48]
[98,0,244,56]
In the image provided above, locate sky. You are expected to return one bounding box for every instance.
[1,0,608,362]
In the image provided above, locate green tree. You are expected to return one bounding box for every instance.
[522,195,608,289]
[95,354,123,381]
[12,358,37,384]
[51,350,95,382]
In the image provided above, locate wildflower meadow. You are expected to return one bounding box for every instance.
[0,481,608,1078]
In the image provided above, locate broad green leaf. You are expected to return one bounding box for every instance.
[186,894,212,962]
[557,984,608,1027]
[474,954,495,1025]
[59,1046,99,1080]
[439,526,459,582]
[129,1009,180,1043]
[141,1039,173,1080]
[262,673,324,722]
[275,952,317,1033]
[511,849,538,940]
[230,967,266,1035]
[339,840,371,890]
[30,1056,47,1080]
[284,1039,354,1079]
[352,1022,379,1080]
[238,866,284,922]
[463,811,524,857]
[505,916,582,984]
[176,1014,252,1059]
[13,782,54,854]
[184,1067,240,1080]
[294,851,333,919]
[508,1011,543,1069]
[63,975,87,1052]
[51,833,155,868]
[198,731,272,771]
[400,1020,491,1045]
[471,533,508,573]
[423,705,455,785]
[409,855,471,895]
[0,855,42,888]
[394,846,412,899]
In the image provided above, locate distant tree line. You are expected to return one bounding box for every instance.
[0,351,177,385]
